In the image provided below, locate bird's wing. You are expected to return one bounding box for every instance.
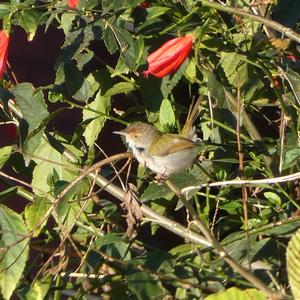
[149,134,196,157]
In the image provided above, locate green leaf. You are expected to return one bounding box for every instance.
[60,13,77,35]
[207,71,226,108]
[287,228,300,300]
[184,57,197,83]
[159,99,175,130]
[111,55,130,77]
[220,52,249,87]
[104,81,136,97]
[0,4,11,18]
[102,22,138,70]
[17,10,43,41]
[12,83,49,157]
[282,148,300,170]
[0,146,12,169]
[24,197,52,237]
[264,192,281,207]
[282,68,300,106]
[0,205,29,300]
[126,272,165,300]
[103,23,118,54]
[31,135,80,195]
[204,287,266,300]
[82,91,111,147]
[0,187,18,200]
[161,59,189,98]
[145,6,171,21]
[23,277,51,300]
[140,182,174,202]
[63,61,92,102]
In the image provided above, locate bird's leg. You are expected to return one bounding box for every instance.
[154,168,168,185]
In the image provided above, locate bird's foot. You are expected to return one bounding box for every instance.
[154,174,168,185]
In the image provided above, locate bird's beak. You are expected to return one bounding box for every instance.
[113,130,127,136]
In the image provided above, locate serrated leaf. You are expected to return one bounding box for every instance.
[0,146,12,169]
[64,61,92,102]
[17,10,42,41]
[0,205,29,300]
[220,52,249,87]
[82,91,111,147]
[111,55,130,77]
[25,197,52,237]
[12,83,49,157]
[103,24,118,54]
[161,59,189,98]
[204,287,266,300]
[287,228,300,300]
[159,99,175,129]
[31,136,80,195]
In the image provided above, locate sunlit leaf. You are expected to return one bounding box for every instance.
[159,99,175,130]
[0,146,12,169]
[204,287,266,300]
[0,205,29,300]
[287,228,300,300]
[24,197,52,237]
[82,92,111,147]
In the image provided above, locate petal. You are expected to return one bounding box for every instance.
[145,34,193,78]
[147,36,187,64]
[0,31,9,79]
[68,0,80,8]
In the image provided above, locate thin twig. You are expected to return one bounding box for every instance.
[182,171,300,195]
[236,84,250,269]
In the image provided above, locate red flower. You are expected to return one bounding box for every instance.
[68,0,80,9]
[144,34,193,78]
[0,30,9,79]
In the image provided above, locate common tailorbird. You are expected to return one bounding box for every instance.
[114,97,201,177]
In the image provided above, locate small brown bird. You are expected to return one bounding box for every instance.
[114,98,201,177]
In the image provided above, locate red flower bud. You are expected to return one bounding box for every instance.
[144,34,194,78]
[0,30,9,79]
[68,0,80,9]
[140,1,151,8]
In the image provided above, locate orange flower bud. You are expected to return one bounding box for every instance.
[0,30,9,79]
[68,0,80,9]
[144,34,193,78]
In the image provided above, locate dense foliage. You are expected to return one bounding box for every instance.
[0,0,300,299]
